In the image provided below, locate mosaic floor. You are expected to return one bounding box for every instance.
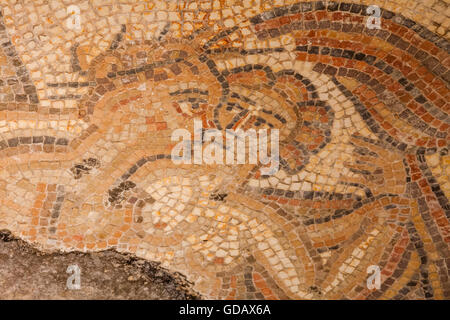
[0,0,449,300]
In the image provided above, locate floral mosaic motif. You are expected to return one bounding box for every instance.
[0,0,449,299]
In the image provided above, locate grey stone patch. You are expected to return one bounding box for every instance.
[0,230,200,300]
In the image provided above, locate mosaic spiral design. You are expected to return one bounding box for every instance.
[0,0,449,299]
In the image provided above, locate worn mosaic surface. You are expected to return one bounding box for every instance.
[0,0,449,299]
